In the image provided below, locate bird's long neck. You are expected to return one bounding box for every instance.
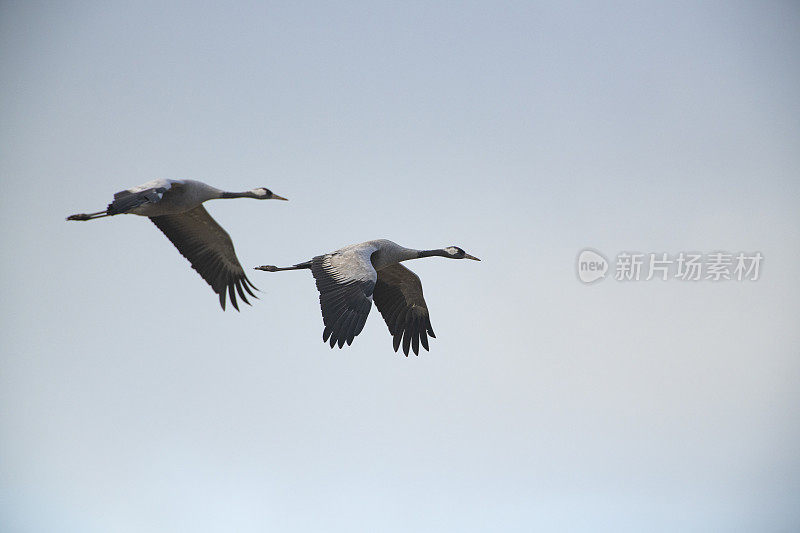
[370,243,423,270]
[177,180,228,202]
[417,249,450,259]
[220,191,258,199]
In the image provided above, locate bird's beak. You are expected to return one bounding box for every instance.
[271,194,289,201]
[464,254,481,261]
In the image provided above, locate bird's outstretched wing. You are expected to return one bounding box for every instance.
[149,205,257,310]
[310,249,376,348]
[373,263,435,356]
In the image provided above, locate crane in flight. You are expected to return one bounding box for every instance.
[256,239,479,355]
[67,178,287,310]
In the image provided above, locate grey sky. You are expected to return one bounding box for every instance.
[1,1,799,531]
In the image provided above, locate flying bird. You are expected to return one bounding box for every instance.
[255,239,479,355]
[67,178,287,310]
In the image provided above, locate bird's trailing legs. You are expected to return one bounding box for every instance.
[67,210,111,221]
[254,261,312,272]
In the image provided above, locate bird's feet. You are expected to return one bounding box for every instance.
[66,213,91,221]
[254,265,278,272]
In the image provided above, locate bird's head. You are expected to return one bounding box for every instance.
[252,188,288,201]
[444,246,480,261]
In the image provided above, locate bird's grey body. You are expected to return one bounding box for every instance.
[108,179,225,217]
[67,178,287,310]
[320,239,419,282]
[256,239,479,355]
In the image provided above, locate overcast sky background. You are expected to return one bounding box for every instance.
[1,1,799,531]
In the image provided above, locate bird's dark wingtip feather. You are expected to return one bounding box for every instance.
[402,330,412,356]
[219,291,226,311]
[229,284,240,311]
[243,278,259,298]
[235,280,251,306]
[421,331,429,351]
